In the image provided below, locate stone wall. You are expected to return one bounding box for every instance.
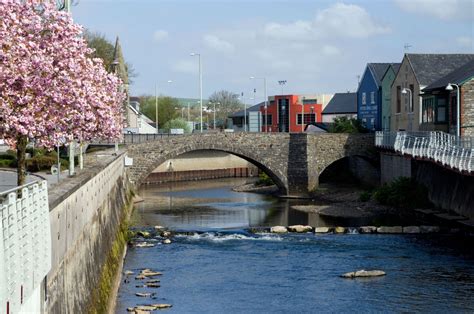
[462,77,474,136]
[45,151,131,313]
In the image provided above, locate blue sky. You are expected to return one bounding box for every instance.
[72,0,473,101]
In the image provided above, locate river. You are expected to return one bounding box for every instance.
[116,178,474,313]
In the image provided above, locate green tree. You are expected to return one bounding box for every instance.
[208,90,243,127]
[329,117,367,133]
[163,118,191,133]
[139,95,179,129]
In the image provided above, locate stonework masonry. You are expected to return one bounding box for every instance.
[462,77,474,136]
[127,133,376,196]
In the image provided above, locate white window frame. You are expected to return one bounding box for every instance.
[370,91,375,104]
[362,92,366,105]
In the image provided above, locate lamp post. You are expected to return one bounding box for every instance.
[250,76,267,133]
[190,52,203,132]
[243,92,247,132]
[155,80,173,133]
[187,102,190,122]
[446,83,461,137]
[402,88,413,131]
[278,80,287,95]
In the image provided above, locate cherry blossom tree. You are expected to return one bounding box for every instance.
[0,0,125,185]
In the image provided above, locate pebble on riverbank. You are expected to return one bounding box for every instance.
[288,225,312,233]
[270,226,288,233]
[341,270,386,278]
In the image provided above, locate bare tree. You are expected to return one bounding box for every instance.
[208,90,243,127]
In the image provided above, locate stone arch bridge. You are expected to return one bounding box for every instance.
[126,133,375,196]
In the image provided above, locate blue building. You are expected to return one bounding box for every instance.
[357,63,394,131]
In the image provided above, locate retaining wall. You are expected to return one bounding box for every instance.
[44,151,131,313]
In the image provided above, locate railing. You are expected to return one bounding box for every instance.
[376,131,474,174]
[0,181,51,313]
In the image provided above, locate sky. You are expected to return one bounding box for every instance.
[72,0,474,101]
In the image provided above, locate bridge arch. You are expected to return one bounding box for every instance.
[126,134,291,194]
[318,154,379,186]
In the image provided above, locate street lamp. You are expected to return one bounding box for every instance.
[278,80,287,95]
[446,83,461,136]
[190,52,203,132]
[250,76,267,133]
[155,80,173,134]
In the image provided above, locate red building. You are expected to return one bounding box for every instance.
[259,95,323,132]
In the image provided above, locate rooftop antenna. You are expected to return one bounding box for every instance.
[404,43,412,52]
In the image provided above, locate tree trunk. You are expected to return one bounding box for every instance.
[17,135,27,186]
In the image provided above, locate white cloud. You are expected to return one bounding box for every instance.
[172,60,197,74]
[203,35,235,52]
[153,30,169,42]
[321,45,341,56]
[457,36,473,47]
[394,0,472,20]
[262,3,390,41]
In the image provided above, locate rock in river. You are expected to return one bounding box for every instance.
[334,226,346,234]
[403,226,420,234]
[341,270,386,278]
[288,225,312,233]
[377,226,403,234]
[270,226,287,233]
[162,239,171,244]
[359,226,377,234]
[314,227,330,233]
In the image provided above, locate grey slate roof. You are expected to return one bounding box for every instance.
[368,63,393,86]
[322,92,357,114]
[230,102,263,118]
[380,63,401,82]
[407,53,474,86]
[424,59,474,91]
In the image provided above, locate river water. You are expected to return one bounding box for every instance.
[116,178,474,313]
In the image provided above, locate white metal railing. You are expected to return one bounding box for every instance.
[375,131,474,174]
[0,181,51,314]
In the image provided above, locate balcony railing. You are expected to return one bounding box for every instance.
[375,131,474,174]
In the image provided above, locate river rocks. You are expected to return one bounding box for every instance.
[134,242,155,248]
[403,226,420,234]
[162,239,171,244]
[146,283,161,288]
[161,231,172,237]
[334,226,346,234]
[137,231,151,238]
[359,226,377,234]
[341,270,386,278]
[135,305,157,311]
[141,269,163,277]
[314,227,330,233]
[124,270,134,275]
[152,304,173,309]
[154,225,165,230]
[135,292,152,297]
[135,275,146,280]
[377,226,402,234]
[146,279,160,283]
[270,226,287,233]
[288,225,312,233]
[420,225,440,233]
[134,310,150,314]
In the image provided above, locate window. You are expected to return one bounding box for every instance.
[436,98,447,123]
[370,91,375,104]
[409,84,414,112]
[302,98,317,104]
[450,95,457,125]
[262,114,272,125]
[396,86,401,113]
[297,113,316,125]
[362,92,366,105]
[422,97,434,123]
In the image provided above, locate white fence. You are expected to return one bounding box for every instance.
[376,131,474,174]
[0,181,51,314]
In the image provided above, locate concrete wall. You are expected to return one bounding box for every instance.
[152,150,257,172]
[380,153,412,184]
[45,152,130,313]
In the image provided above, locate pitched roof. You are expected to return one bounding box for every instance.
[381,63,401,81]
[112,36,129,84]
[230,102,263,118]
[423,59,474,91]
[406,53,474,86]
[322,92,357,114]
[367,63,393,86]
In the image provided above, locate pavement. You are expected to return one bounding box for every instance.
[0,168,70,192]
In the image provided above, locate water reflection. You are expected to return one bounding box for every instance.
[134,178,417,230]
